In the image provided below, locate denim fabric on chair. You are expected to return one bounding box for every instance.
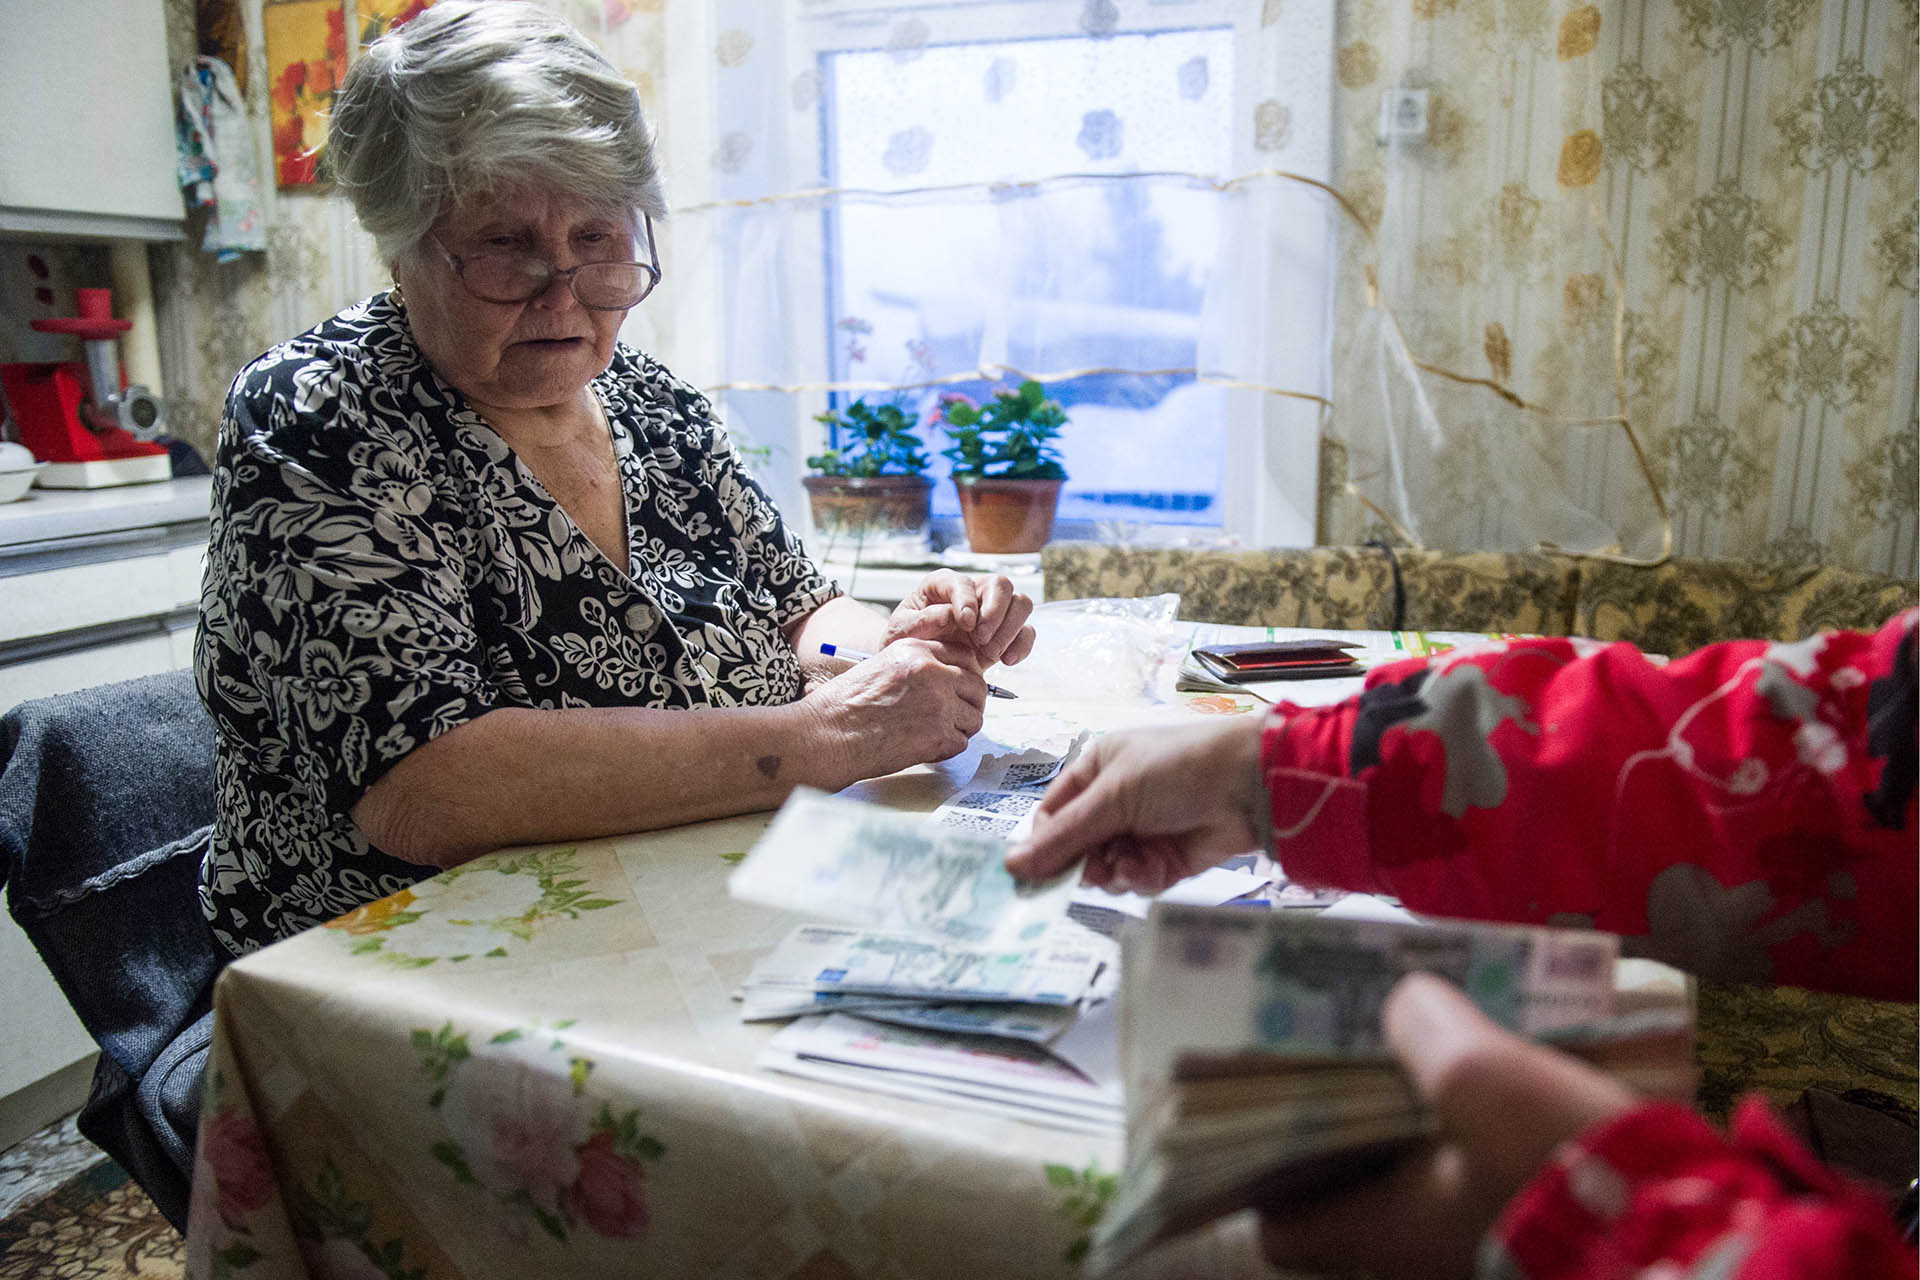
[0,670,224,1231]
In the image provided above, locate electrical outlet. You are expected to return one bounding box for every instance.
[1378,89,1430,143]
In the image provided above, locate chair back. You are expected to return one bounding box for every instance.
[0,669,223,1230]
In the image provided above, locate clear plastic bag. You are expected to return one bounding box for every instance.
[992,594,1182,702]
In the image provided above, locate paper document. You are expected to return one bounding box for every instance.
[758,1012,1124,1135]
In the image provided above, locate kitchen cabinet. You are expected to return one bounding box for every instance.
[0,0,185,242]
[0,476,208,1149]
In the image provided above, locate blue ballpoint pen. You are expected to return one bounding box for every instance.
[818,642,1019,699]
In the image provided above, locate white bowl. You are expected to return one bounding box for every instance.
[0,463,47,502]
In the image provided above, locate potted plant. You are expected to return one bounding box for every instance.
[802,398,934,557]
[936,379,1068,554]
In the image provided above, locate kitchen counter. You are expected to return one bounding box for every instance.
[0,472,210,698]
[0,474,211,550]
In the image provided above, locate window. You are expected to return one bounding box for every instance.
[817,24,1236,526]
[643,1,1336,548]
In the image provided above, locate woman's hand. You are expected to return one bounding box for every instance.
[884,570,1036,669]
[803,637,989,784]
[1004,719,1268,892]
[1256,973,1637,1279]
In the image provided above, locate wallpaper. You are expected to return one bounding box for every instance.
[1319,0,1918,577]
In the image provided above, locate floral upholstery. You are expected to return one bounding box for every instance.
[1040,544,1581,634]
[1695,985,1917,1128]
[1392,549,1580,635]
[1574,558,1919,657]
[1042,544,1399,628]
[1041,540,1919,1126]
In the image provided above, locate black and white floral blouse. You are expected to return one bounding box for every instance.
[195,293,838,956]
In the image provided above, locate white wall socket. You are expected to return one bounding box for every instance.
[1378,89,1429,142]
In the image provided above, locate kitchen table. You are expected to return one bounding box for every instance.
[180,682,1301,1280]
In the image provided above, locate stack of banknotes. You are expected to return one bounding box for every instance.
[1087,903,1696,1273]
[736,919,1112,1035]
[729,788,1126,1130]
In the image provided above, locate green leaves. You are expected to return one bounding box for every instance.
[413,1023,471,1107]
[808,399,932,477]
[939,379,1069,481]
[1045,1160,1119,1263]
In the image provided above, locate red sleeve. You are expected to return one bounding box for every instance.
[1489,1097,1915,1280]
[1260,611,1918,1001]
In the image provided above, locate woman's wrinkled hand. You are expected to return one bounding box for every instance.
[1255,973,1637,1279]
[884,569,1036,669]
[804,638,988,784]
[1004,719,1268,893]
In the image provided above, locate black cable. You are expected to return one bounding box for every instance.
[1365,538,1405,631]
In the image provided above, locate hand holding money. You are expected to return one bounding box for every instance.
[1254,973,1638,1280]
[1005,719,1269,894]
[1089,905,1693,1274]
[730,788,1080,949]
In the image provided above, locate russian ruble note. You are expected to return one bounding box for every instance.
[1125,903,1618,1100]
[728,788,1079,949]
[742,921,1111,1006]
[846,999,1081,1044]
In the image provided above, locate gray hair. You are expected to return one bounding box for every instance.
[326,0,666,264]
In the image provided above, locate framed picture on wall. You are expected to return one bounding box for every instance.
[264,0,347,187]
[356,0,435,47]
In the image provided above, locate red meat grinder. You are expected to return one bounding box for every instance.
[0,287,170,488]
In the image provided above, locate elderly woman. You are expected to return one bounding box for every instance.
[195,1,1033,958]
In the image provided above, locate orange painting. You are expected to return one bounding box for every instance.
[356,0,435,47]
[264,0,347,187]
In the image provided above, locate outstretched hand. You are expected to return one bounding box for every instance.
[1004,719,1269,892]
[1256,973,1637,1279]
[884,569,1035,669]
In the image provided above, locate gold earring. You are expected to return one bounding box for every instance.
[390,281,406,309]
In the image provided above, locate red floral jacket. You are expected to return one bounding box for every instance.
[1260,610,1918,1279]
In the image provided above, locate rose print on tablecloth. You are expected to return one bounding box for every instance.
[416,1021,665,1243]
[186,1068,275,1278]
[323,848,619,967]
[204,1107,276,1224]
[285,1159,426,1280]
[325,888,422,936]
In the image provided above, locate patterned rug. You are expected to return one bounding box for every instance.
[0,1160,184,1279]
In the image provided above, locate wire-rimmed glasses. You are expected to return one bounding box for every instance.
[433,214,660,310]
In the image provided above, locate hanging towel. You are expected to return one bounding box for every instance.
[177,55,266,261]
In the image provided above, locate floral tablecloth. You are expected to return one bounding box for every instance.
[181,695,1293,1280]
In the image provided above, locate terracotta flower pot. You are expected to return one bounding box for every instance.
[952,477,1063,554]
[803,474,932,550]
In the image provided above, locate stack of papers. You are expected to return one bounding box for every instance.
[1086,904,1696,1273]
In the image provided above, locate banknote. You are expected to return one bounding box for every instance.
[836,999,1081,1044]
[1124,902,1619,1095]
[728,788,1080,949]
[742,921,1111,1006]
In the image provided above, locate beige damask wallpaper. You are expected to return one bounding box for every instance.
[1319,0,1918,577]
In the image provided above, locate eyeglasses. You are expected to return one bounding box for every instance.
[432,214,661,310]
